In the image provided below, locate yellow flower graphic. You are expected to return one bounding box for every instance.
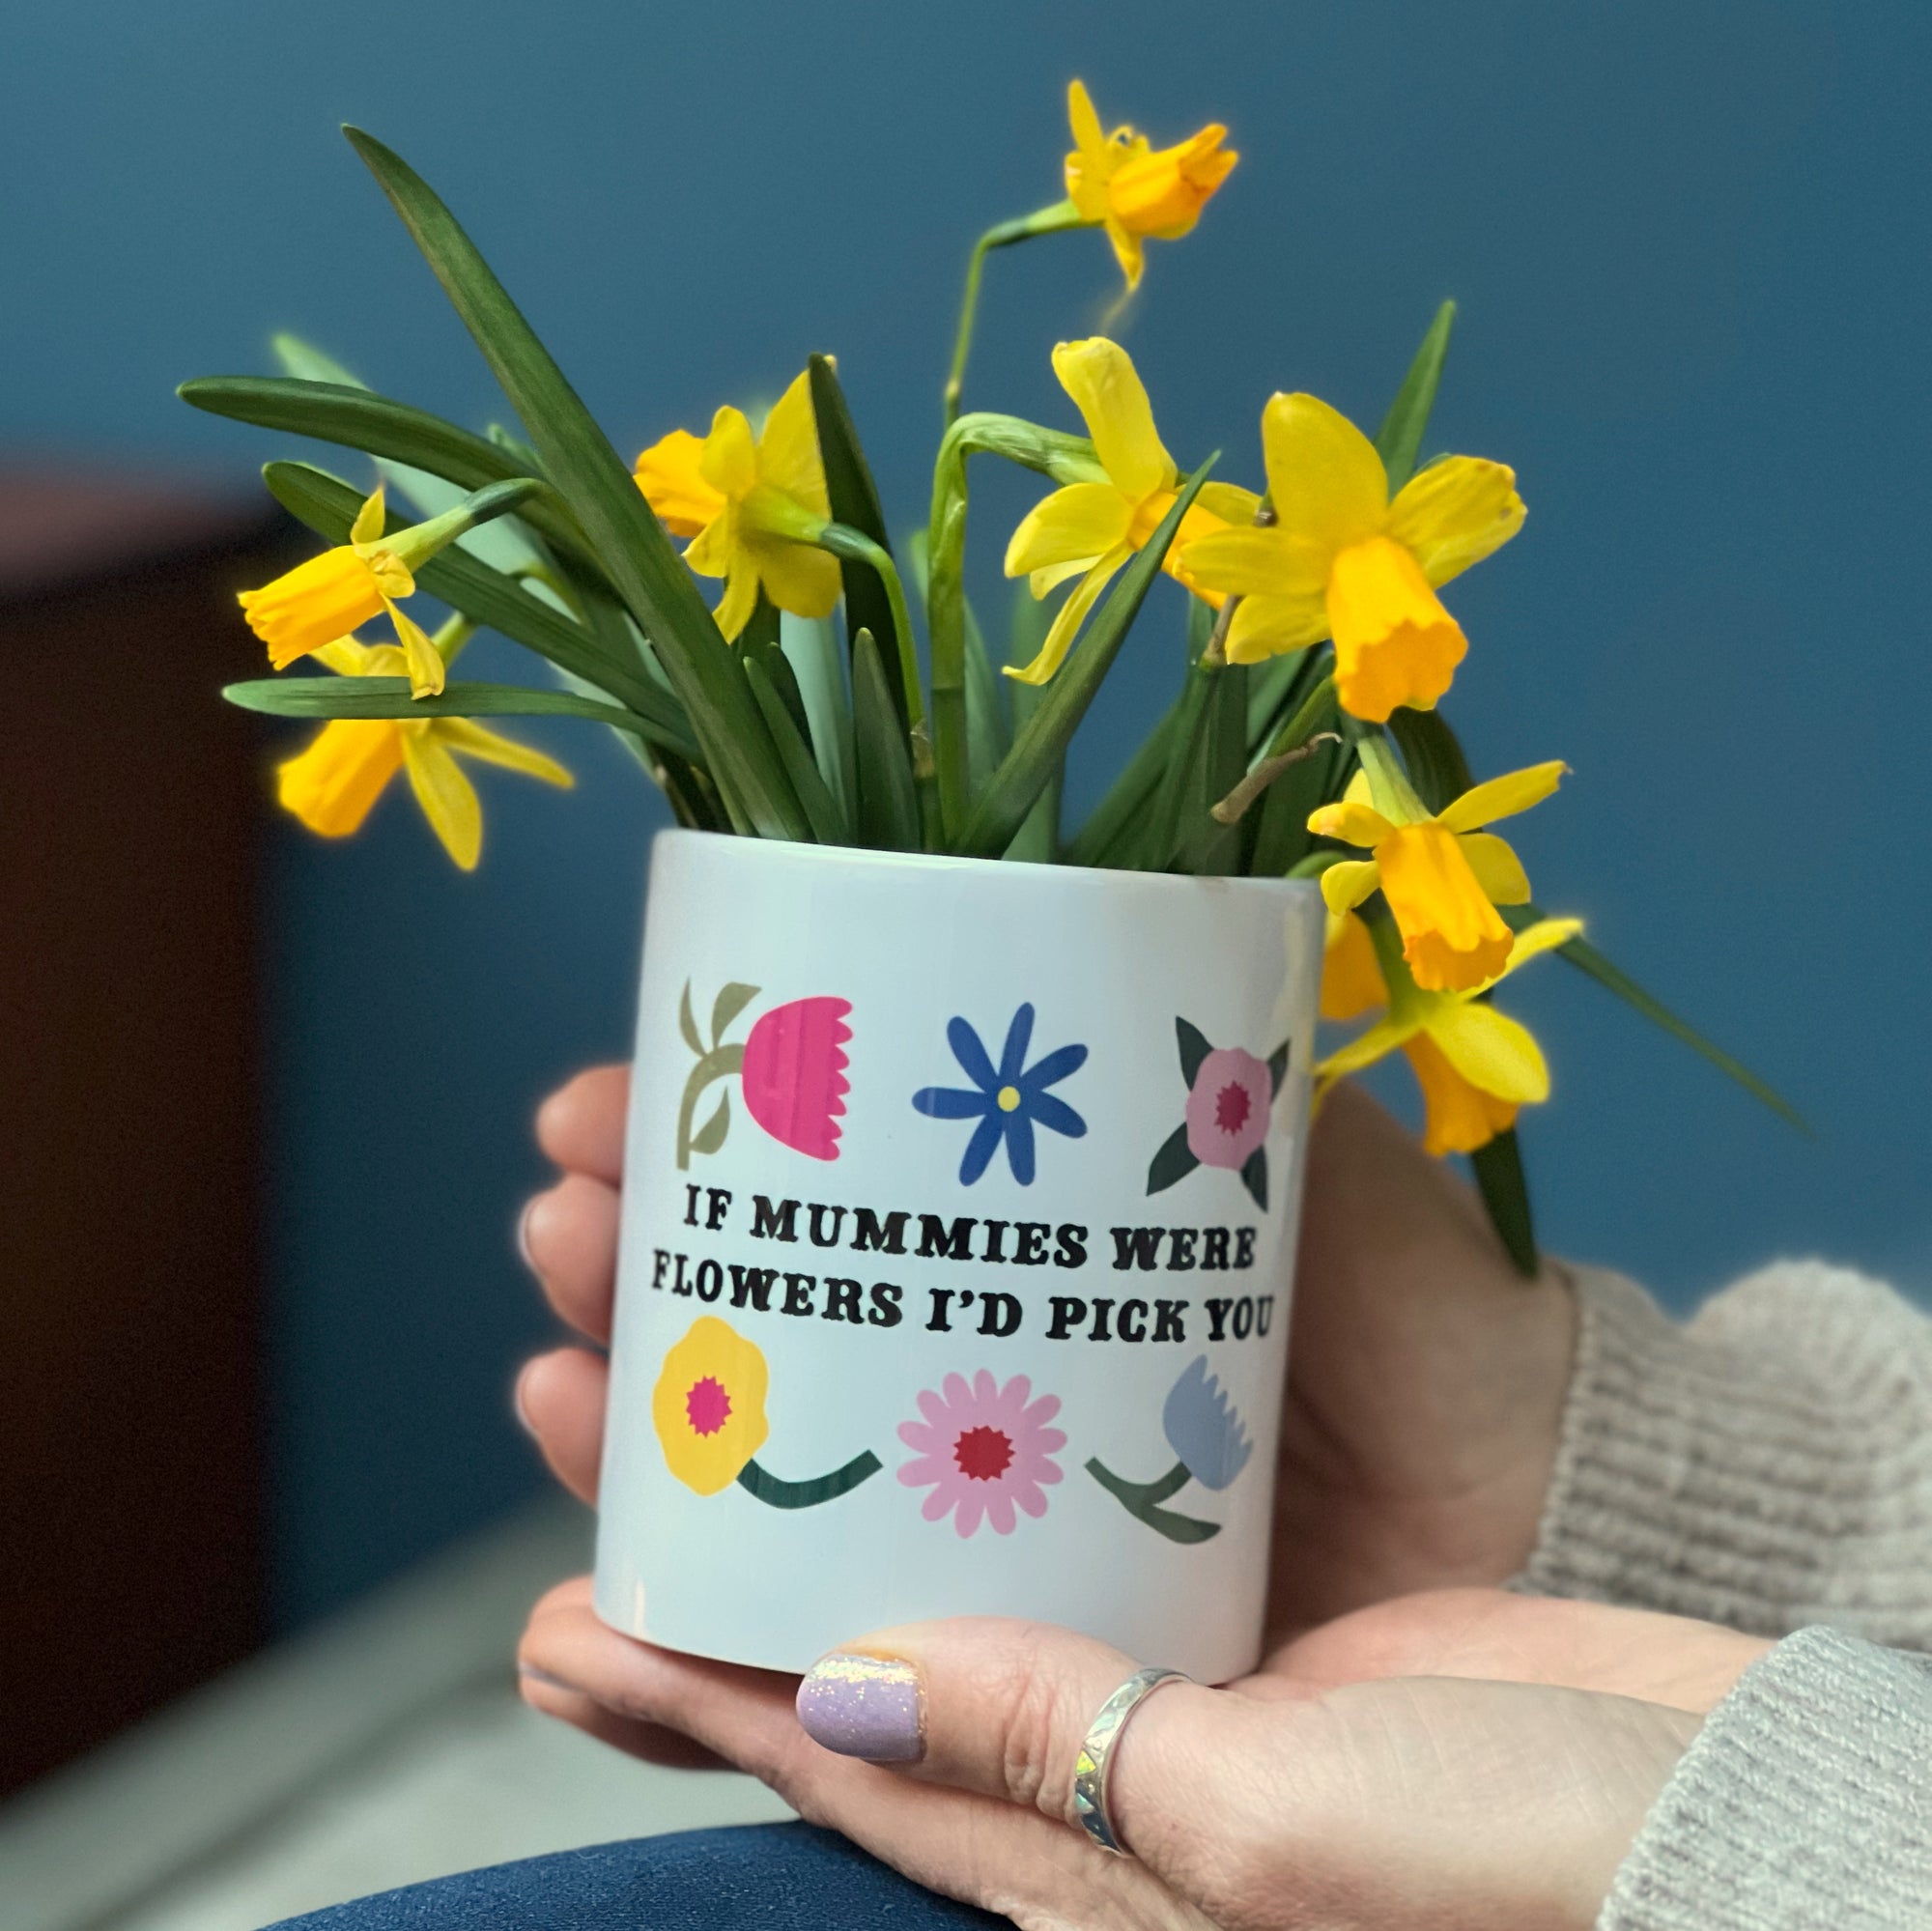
[633,369,840,642]
[1181,393,1524,721]
[1318,909,1580,1156]
[652,1316,772,1496]
[1064,80,1236,291]
[238,486,449,699]
[275,636,572,871]
[1005,338,1260,685]
[1311,753,1566,992]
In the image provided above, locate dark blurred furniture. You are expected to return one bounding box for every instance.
[0,468,293,1795]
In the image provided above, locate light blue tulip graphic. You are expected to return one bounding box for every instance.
[1087,1355,1253,1544]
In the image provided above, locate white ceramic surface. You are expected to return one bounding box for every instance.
[595,832,1323,1682]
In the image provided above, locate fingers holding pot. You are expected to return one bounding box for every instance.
[516,1349,610,1503]
[535,1063,632,1184]
[520,1172,622,1342]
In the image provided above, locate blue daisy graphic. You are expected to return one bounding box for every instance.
[912,1004,1088,1185]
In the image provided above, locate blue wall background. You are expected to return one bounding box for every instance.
[6,0,1927,1627]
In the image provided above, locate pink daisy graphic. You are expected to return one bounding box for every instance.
[896,1371,1066,1538]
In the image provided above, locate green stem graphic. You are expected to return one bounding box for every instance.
[1086,1457,1221,1544]
[675,1045,743,1169]
[736,1451,884,1510]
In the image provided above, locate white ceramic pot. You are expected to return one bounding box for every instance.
[594,831,1324,1683]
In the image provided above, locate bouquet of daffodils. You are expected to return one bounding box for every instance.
[185,82,1791,1267]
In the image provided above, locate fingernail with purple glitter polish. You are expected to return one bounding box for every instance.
[795,1653,924,1762]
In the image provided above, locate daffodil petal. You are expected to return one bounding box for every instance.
[1029,555,1098,598]
[683,502,736,581]
[436,718,575,787]
[402,729,483,869]
[1004,549,1126,686]
[1424,1000,1548,1105]
[1387,456,1525,588]
[713,552,760,643]
[755,370,830,521]
[1317,858,1381,915]
[387,601,446,699]
[748,531,842,620]
[1005,483,1135,577]
[1456,831,1532,905]
[1192,482,1264,526]
[1321,909,1386,1021]
[311,636,382,677]
[1104,220,1146,290]
[1318,1014,1421,1081]
[1180,525,1319,598]
[350,486,386,547]
[1050,339,1174,500]
[1066,78,1107,164]
[698,406,758,498]
[1261,392,1387,560]
[1326,536,1466,723]
[1435,759,1568,833]
[1498,917,1584,978]
[276,720,403,838]
[1222,589,1330,663]
[1307,802,1396,849]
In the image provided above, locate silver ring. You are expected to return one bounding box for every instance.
[1071,1666,1190,1856]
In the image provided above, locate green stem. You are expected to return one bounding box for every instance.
[1085,1458,1222,1544]
[943,201,1085,428]
[736,1450,883,1509]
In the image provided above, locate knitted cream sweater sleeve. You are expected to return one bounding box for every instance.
[1522,1260,1932,1648]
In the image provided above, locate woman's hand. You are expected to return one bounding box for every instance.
[520,1583,1768,1931]
[516,1065,1577,1636]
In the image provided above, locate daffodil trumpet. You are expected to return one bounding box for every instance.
[237,477,540,700]
[1311,738,1565,994]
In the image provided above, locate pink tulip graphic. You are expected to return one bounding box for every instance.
[675,981,853,1168]
[741,997,852,1160]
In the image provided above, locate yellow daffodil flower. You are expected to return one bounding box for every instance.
[239,487,457,699]
[275,636,572,871]
[1181,394,1524,721]
[652,1315,771,1495]
[1065,80,1236,291]
[1319,909,1581,1155]
[634,370,841,643]
[1311,753,1566,992]
[1005,338,1260,685]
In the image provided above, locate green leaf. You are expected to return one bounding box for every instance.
[744,655,848,846]
[1176,660,1249,874]
[678,981,703,1056]
[1001,585,1059,864]
[1239,1147,1269,1213]
[780,612,855,824]
[221,675,663,738]
[808,355,904,715]
[1469,1128,1538,1276]
[1063,705,1178,867]
[1375,300,1456,497]
[1145,1123,1200,1197]
[851,627,921,851]
[1247,730,1345,875]
[1385,703,1474,813]
[341,126,805,839]
[258,460,697,758]
[181,375,601,571]
[689,1090,731,1157]
[960,594,1009,803]
[1175,1017,1211,1085]
[710,982,760,1042]
[957,462,1217,860]
[1525,916,1806,1129]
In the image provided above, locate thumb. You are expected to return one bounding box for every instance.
[793,1617,1284,1889]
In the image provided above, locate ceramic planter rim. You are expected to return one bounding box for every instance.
[655,827,1324,903]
